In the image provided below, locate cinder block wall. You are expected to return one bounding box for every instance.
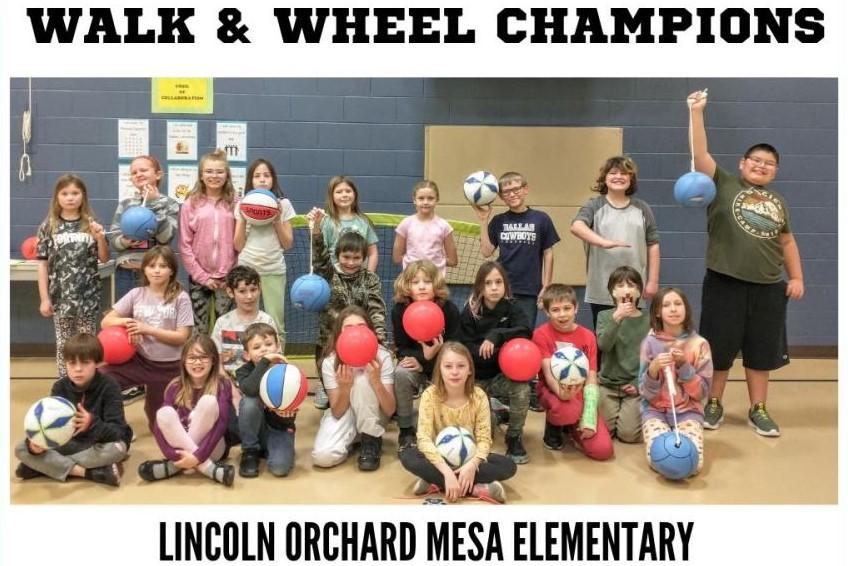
[9,78,837,348]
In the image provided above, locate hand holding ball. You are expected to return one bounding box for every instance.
[336,325,379,367]
[498,338,543,382]
[402,301,445,343]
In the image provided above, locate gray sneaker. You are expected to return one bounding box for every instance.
[703,398,724,430]
[313,383,329,410]
[749,402,780,437]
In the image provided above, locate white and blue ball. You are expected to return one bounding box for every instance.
[435,426,476,468]
[259,363,308,412]
[673,172,716,208]
[463,171,499,206]
[239,189,280,226]
[120,206,157,241]
[290,274,331,312]
[24,396,77,450]
[649,431,699,480]
[550,345,590,386]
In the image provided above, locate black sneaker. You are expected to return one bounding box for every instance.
[358,434,382,471]
[542,422,563,450]
[121,385,146,405]
[505,434,529,465]
[85,464,120,486]
[239,449,261,478]
[15,463,44,480]
[397,427,417,453]
[528,380,544,412]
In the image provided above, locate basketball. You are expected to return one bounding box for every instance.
[649,431,699,480]
[435,426,476,468]
[98,326,136,365]
[20,236,38,260]
[290,274,331,312]
[673,172,716,208]
[259,363,309,412]
[239,189,280,226]
[498,338,543,382]
[336,326,379,367]
[24,396,77,450]
[550,345,590,386]
[120,206,157,241]
[463,170,499,206]
[402,301,445,343]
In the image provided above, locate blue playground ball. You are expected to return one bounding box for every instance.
[120,206,157,241]
[290,274,331,312]
[649,431,699,480]
[673,172,716,208]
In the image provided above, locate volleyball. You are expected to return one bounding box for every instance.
[259,363,309,412]
[239,189,280,225]
[290,274,331,312]
[649,431,699,480]
[24,396,77,450]
[120,206,157,241]
[550,345,590,386]
[435,426,476,468]
[673,172,716,208]
[463,171,499,206]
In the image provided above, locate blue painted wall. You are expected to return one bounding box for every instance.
[9,78,837,347]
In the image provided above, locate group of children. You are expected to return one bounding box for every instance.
[22,91,803,501]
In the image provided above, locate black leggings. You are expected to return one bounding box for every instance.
[399,447,517,488]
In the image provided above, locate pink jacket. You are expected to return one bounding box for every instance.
[179,197,236,284]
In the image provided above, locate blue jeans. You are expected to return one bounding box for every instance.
[238,396,295,477]
[114,266,140,302]
[513,294,540,329]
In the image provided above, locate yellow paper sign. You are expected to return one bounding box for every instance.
[151,78,214,114]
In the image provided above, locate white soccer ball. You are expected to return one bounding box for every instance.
[463,171,499,206]
[435,426,476,468]
[24,396,77,450]
[550,345,590,386]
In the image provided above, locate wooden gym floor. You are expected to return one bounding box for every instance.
[8,358,837,505]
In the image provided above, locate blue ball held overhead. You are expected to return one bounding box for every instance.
[674,172,716,208]
[120,206,157,241]
[649,431,699,480]
[290,274,331,312]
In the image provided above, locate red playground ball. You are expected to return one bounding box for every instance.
[336,326,378,367]
[402,300,445,343]
[498,338,542,382]
[239,189,279,226]
[98,326,136,365]
[20,236,38,260]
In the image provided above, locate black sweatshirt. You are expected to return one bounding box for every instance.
[458,298,532,380]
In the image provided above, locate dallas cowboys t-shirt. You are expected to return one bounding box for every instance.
[487,208,560,296]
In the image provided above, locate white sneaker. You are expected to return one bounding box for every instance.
[313,383,329,410]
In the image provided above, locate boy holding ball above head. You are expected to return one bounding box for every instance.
[235,323,297,479]
[532,284,613,461]
[15,333,132,486]
[688,90,804,437]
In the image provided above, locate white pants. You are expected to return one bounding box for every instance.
[312,373,388,468]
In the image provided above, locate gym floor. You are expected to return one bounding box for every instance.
[8,358,837,505]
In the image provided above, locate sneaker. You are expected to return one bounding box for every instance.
[413,478,440,496]
[471,481,506,504]
[528,380,544,412]
[397,427,417,453]
[85,464,120,486]
[313,383,329,410]
[15,463,44,480]
[239,449,261,478]
[358,434,382,471]
[505,434,529,465]
[703,398,724,430]
[542,421,563,450]
[490,397,510,427]
[121,385,145,405]
[749,402,780,437]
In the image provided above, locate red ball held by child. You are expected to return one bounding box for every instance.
[336,325,379,367]
[402,300,445,343]
[498,338,542,382]
[97,326,136,365]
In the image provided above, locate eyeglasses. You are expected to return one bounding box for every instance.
[187,355,211,363]
[202,169,227,176]
[746,156,778,169]
[500,186,526,196]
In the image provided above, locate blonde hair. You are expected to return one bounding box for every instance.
[431,342,476,400]
[498,171,526,190]
[44,174,97,236]
[188,149,235,208]
[169,335,221,410]
[412,179,439,200]
[392,260,449,304]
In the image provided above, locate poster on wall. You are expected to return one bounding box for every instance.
[216,121,247,162]
[167,164,196,204]
[117,119,149,160]
[117,163,136,201]
[166,121,198,161]
[151,78,213,114]
[231,166,246,200]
